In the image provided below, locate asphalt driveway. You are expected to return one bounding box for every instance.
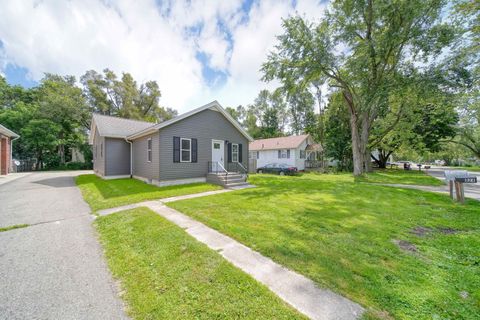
[0,171,128,320]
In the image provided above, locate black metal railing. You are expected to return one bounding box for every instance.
[207,161,228,174]
[226,162,248,175]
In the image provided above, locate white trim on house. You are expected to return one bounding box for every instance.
[231,143,239,163]
[180,138,192,163]
[96,173,131,180]
[127,101,254,141]
[133,175,206,187]
[147,138,152,162]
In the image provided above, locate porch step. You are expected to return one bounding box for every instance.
[206,173,248,188]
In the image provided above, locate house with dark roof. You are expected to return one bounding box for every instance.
[89,101,252,187]
[0,124,19,175]
[249,134,323,171]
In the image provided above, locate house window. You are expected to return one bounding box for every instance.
[213,142,221,149]
[280,149,287,158]
[232,143,239,162]
[180,138,191,162]
[300,150,306,159]
[147,138,152,162]
[249,151,257,159]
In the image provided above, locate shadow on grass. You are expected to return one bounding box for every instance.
[76,174,209,200]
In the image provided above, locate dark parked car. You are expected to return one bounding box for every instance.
[257,163,298,175]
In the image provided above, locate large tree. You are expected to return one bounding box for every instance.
[262,0,455,175]
[38,74,90,164]
[81,69,177,122]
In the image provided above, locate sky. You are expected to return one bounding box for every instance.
[0,0,327,113]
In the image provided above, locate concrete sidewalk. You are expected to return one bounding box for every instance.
[99,193,364,320]
[0,172,32,186]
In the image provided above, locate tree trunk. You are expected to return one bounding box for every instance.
[349,111,364,176]
[361,115,372,173]
[59,131,65,165]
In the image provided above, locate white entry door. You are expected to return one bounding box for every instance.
[211,139,224,166]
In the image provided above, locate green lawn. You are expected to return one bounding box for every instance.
[95,207,305,320]
[355,168,443,186]
[169,173,480,319]
[76,174,221,211]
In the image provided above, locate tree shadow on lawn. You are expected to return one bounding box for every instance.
[76,174,209,200]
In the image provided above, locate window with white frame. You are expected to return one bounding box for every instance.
[280,149,288,158]
[180,138,191,162]
[232,143,239,162]
[249,151,257,159]
[147,138,152,162]
[300,150,306,159]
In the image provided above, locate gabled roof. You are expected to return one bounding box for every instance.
[127,101,253,141]
[89,114,154,144]
[0,124,19,138]
[249,134,310,151]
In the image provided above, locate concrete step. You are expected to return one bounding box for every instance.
[225,181,249,187]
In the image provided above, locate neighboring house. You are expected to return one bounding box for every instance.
[0,124,19,175]
[89,101,252,187]
[249,134,323,171]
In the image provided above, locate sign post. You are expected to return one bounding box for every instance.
[444,171,477,203]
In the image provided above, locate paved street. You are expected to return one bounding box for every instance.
[0,171,128,320]
[425,167,480,201]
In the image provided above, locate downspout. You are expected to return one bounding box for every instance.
[10,136,20,173]
[125,138,133,178]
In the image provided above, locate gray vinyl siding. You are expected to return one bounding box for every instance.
[131,132,160,180]
[158,109,248,181]
[93,130,105,176]
[105,138,131,176]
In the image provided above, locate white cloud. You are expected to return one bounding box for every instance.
[0,0,327,112]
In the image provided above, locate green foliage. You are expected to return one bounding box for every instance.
[80,69,177,122]
[170,173,480,319]
[21,119,61,169]
[324,93,352,171]
[245,89,287,138]
[75,174,221,212]
[262,0,458,175]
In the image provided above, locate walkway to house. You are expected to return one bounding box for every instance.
[98,192,364,320]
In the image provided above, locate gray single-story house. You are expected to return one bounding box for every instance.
[89,101,253,187]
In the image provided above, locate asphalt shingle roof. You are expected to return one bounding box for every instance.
[249,134,310,151]
[92,114,155,138]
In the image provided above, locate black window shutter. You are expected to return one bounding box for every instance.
[287,149,290,159]
[278,150,281,159]
[173,136,180,162]
[238,144,243,162]
[227,143,232,163]
[256,151,259,159]
[191,138,198,163]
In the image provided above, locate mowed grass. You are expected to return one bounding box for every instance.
[76,174,221,211]
[95,207,306,320]
[355,168,443,186]
[169,173,480,319]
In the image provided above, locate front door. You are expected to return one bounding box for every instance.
[211,139,224,167]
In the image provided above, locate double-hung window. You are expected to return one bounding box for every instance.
[181,138,191,162]
[231,143,239,162]
[147,138,152,162]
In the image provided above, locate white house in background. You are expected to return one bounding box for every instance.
[249,134,323,171]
